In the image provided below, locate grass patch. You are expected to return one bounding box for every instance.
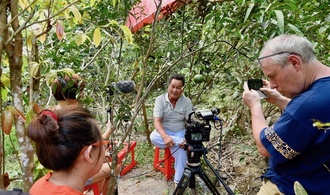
[134,142,154,166]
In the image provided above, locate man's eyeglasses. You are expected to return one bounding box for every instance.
[257,51,301,66]
[80,140,110,154]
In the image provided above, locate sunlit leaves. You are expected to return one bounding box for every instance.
[94,20,133,45]
[93,28,102,47]
[29,62,40,77]
[38,34,47,43]
[119,25,133,44]
[44,68,76,86]
[90,0,97,7]
[90,0,102,7]
[25,108,36,126]
[70,5,82,24]
[18,0,30,11]
[1,88,9,101]
[75,31,89,46]
[29,22,47,43]
[111,0,118,7]
[1,75,10,87]
[26,34,34,49]
[0,74,10,101]
[44,0,51,9]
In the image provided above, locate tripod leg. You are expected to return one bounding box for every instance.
[203,154,235,195]
[197,171,220,195]
[173,168,193,195]
[188,174,196,189]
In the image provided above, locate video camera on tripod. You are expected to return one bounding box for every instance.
[185,108,220,145]
[174,108,234,195]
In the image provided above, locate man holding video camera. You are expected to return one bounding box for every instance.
[242,34,330,194]
[150,74,193,186]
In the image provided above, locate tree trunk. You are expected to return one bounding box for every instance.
[0,0,9,189]
[142,103,151,145]
[4,0,34,190]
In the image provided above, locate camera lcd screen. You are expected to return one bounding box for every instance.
[248,79,263,90]
[191,132,203,141]
[247,79,268,99]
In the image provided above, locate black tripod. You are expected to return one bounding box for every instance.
[173,143,235,195]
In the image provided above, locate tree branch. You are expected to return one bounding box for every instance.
[5,0,80,46]
[7,0,38,25]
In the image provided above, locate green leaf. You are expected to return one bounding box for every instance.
[112,0,117,7]
[25,108,35,126]
[90,0,96,7]
[18,0,29,10]
[274,10,284,34]
[109,20,119,26]
[29,62,40,77]
[294,181,308,195]
[93,27,102,47]
[70,5,82,24]
[244,3,255,23]
[119,25,133,44]
[44,68,75,86]
[288,23,303,35]
[1,88,8,101]
[1,74,10,87]
[74,32,88,46]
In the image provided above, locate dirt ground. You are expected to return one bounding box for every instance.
[117,134,268,195]
[118,165,176,195]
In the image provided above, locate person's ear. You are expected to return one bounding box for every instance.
[83,145,94,163]
[289,55,301,71]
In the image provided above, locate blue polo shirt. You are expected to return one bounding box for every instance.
[260,77,330,195]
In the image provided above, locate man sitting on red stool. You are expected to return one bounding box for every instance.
[150,74,193,186]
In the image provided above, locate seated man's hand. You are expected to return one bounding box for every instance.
[163,134,175,148]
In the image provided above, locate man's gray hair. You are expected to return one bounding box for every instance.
[261,34,316,66]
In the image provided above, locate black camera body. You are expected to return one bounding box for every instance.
[247,79,268,99]
[185,108,220,145]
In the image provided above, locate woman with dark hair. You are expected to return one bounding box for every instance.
[50,74,120,194]
[28,106,108,195]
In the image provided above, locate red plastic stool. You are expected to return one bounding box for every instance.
[153,146,175,180]
[108,141,137,176]
[117,141,137,176]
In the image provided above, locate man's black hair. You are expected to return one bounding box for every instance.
[168,74,185,87]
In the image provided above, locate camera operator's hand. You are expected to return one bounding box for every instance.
[260,80,291,111]
[242,81,261,108]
